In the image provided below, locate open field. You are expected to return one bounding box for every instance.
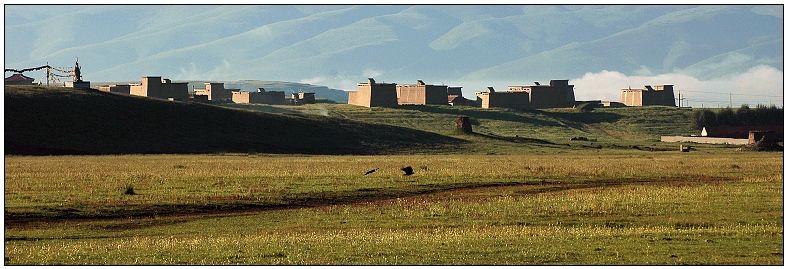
[5,152,783,265]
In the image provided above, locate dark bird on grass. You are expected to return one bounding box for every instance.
[364,168,380,176]
[401,166,414,176]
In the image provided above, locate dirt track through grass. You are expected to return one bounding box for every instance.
[6,174,734,229]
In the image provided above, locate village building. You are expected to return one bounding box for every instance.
[291,92,316,105]
[129,76,189,101]
[4,73,35,85]
[97,84,131,94]
[475,87,530,109]
[231,88,286,104]
[447,86,463,97]
[447,86,475,106]
[395,80,448,105]
[193,82,233,103]
[621,84,676,106]
[347,78,398,108]
[508,80,575,109]
[448,95,476,106]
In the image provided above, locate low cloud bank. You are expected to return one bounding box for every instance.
[572,65,783,107]
[299,65,783,108]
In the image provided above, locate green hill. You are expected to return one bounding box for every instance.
[5,85,705,156]
[222,102,699,153]
[5,86,461,155]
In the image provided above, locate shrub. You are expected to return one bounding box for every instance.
[124,185,136,195]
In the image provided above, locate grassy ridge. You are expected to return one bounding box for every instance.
[5,86,461,155]
[224,102,699,150]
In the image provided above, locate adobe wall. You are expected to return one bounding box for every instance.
[510,80,574,109]
[348,91,368,107]
[621,90,643,106]
[369,84,398,107]
[396,85,426,105]
[447,87,463,96]
[479,92,529,109]
[297,92,316,104]
[206,83,232,101]
[349,83,397,107]
[621,85,675,107]
[98,85,130,94]
[250,91,286,104]
[660,136,748,145]
[425,85,448,105]
[232,92,251,103]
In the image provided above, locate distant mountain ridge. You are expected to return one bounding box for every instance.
[5,5,782,94]
[94,80,349,102]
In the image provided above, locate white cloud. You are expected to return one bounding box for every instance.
[362,68,383,79]
[299,76,327,86]
[572,65,784,107]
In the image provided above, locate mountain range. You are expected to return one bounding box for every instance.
[5,5,783,101]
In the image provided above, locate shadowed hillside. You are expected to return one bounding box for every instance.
[5,85,463,155]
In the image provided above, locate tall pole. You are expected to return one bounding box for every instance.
[729,92,732,108]
[46,62,50,87]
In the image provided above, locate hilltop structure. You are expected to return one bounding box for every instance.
[446,86,476,106]
[64,60,91,89]
[231,88,286,104]
[130,76,189,101]
[508,80,575,109]
[348,78,398,108]
[98,84,131,94]
[395,80,448,105]
[193,82,234,103]
[475,87,530,109]
[621,85,676,106]
[4,73,34,85]
[291,92,316,105]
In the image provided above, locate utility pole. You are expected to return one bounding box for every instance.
[729,92,732,108]
[45,61,50,86]
[676,91,685,108]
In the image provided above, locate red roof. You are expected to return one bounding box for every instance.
[5,73,34,83]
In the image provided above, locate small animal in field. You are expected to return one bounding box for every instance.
[364,168,380,176]
[401,166,414,176]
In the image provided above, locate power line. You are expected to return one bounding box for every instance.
[679,89,783,98]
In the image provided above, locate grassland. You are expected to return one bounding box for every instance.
[5,152,783,265]
[4,85,782,264]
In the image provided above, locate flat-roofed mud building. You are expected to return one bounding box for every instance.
[130,76,189,101]
[97,84,131,94]
[232,88,286,104]
[348,78,398,108]
[621,85,676,106]
[193,82,233,103]
[292,92,316,104]
[508,80,575,109]
[475,87,530,109]
[395,80,448,105]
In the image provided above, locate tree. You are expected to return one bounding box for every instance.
[736,104,752,126]
[716,107,735,126]
[693,109,717,129]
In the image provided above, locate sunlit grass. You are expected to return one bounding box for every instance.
[4,152,783,264]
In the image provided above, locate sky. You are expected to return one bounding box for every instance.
[4,4,784,107]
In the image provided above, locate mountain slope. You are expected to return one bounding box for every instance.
[5,5,782,89]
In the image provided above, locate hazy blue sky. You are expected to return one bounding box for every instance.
[5,5,783,106]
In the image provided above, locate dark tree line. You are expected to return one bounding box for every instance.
[693,104,783,129]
